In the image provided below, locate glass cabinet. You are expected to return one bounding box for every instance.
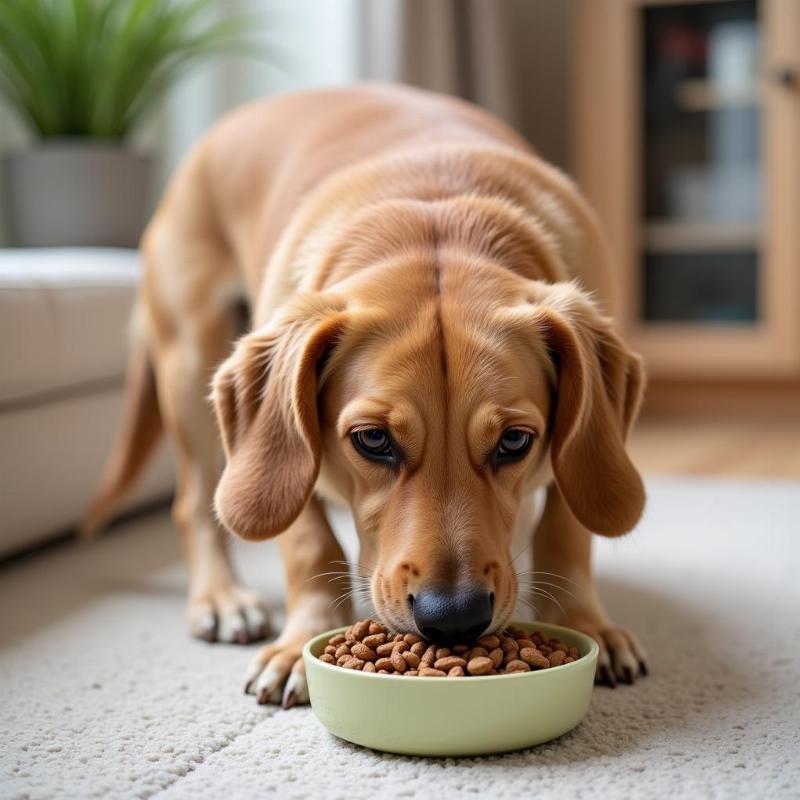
[572,0,800,379]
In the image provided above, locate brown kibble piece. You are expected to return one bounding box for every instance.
[343,657,365,670]
[319,653,336,664]
[403,651,421,669]
[329,634,346,646]
[390,650,408,673]
[434,655,467,671]
[404,670,419,676]
[363,633,387,649]
[516,638,535,650]
[376,642,396,657]
[528,651,551,670]
[448,666,465,677]
[505,659,531,673]
[477,635,500,649]
[549,650,567,667]
[435,647,451,660]
[324,645,337,656]
[352,620,371,640]
[368,622,385,635]
[363,661,376,673]
[451,644,469,654]
[404,633,423,645]
[375,657,393,671]
[351,642,377,661]
[501,638,519,654]
[489,647,504,667]
[411,641,426,657]
[420,645,437,667]
[466,647,488,661]
[419,668,446,677]
[467,656,494,675]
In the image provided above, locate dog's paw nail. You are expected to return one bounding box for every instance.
[639,660,649,677]
[244,680,254,695]
[257,688,270,705]
[235,629,250,645]
[598,665,616,688]
[623,666,634,685]
[281,689,297,710]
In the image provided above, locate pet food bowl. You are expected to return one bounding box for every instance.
[303,620,598,757]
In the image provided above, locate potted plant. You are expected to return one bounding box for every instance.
[0,0,266,247]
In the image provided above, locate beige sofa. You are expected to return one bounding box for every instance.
[0,248,173,557]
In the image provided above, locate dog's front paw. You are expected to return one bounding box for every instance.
[188,584,269,644]
[244,638,309,708]
[564,614,648,687]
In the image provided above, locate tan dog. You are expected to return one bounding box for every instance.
[87,83,647,708]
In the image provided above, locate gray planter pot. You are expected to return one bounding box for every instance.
[2,140,152,248]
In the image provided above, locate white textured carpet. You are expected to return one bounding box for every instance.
[2,478,799,799]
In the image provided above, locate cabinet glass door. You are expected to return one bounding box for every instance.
[642,1,761,323]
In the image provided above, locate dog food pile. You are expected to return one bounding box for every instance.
[317,619,581,676]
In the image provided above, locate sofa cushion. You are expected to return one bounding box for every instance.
[0,248,140,405]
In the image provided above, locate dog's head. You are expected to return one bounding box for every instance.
[212,203,644,640]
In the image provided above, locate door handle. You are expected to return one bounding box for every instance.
[772,66,798,89]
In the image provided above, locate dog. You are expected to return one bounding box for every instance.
[86,83,647,708]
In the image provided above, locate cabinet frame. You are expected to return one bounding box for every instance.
[571,0,800,379]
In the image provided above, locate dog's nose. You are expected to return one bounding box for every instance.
[411,587,494,642]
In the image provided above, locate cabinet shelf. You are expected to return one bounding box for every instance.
[674,79,760,112]
[643,221,761,252]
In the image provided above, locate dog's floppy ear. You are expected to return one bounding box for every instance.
[212,294,347,541]
[531,283,645,536]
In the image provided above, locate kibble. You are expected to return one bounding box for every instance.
[317,619,581,677]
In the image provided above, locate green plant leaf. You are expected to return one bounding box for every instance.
[0,0,282,139]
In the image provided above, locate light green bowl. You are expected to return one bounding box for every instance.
[303,620,598,757]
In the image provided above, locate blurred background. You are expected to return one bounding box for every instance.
[1,0,798,557]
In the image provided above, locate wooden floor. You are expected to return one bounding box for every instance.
[629,415,800,479]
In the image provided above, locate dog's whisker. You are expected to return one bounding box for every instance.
[513,570,581,588]
[508,540,533,568]
[331,587,371,611]
[514,578,577,602]
[326,576,371,587]
[306,569,361,583]
[327,560,376,581]
[515,595,540,619]
[529,587,566,618]
[531,580,577,601]
[332,584,372,602]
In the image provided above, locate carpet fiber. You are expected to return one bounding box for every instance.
[2,478,799,799]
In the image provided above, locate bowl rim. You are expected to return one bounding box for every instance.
[303,620,599,684]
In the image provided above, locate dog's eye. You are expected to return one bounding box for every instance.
[495,428,534,464]
[351,428,396,465]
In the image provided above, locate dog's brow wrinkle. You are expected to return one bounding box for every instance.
[431,217,449,483]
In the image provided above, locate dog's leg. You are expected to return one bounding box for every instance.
[532,483,648,685]
[244,495,350,708]
[143,217,268,645]
[154,320,270,644]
